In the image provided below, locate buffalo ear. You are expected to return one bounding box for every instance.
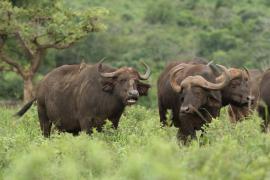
[137,81,151,96]
[207,91,222,108]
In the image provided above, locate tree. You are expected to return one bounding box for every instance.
[0,0,107,102]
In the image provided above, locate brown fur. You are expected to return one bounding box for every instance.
[221,68,251,107]
[16,63,150,137]
[157,60,222,142]
[228,69,263,122]
[158,59,253,142]
[258,69,270,131]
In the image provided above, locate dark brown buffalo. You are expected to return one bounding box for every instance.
[228,69,263,122]
[258,69,270,131]
[16,61,151,137]
[220,68,252,107]
[158,61,230,141]
[158,60,251,141]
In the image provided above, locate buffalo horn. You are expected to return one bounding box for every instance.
[98,58,124,78]
[138,61,151,80]
[170,64,187,92]
[192,64,230,90]
[179,64,230,91]
[243,67,250,78]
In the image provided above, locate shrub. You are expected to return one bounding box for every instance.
[1,105,270,179]
[144,1,176,24]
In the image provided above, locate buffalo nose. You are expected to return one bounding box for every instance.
[180,106,190,113]
[128,90,139,97]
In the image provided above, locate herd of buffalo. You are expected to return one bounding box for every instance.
[16,58,270,142]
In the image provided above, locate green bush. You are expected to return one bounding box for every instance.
[197,29,240,57]
[144,1,177,24]
[1,106,270,179]
[0,73,23,100]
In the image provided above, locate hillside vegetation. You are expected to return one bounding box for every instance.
[2,0,270,101]
[1,106,270,179]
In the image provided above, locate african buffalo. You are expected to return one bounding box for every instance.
[158,61,230,141]
[158,59,252,141]
[228,69,263,122]
[16,61,151,137]
[258,69,270,131]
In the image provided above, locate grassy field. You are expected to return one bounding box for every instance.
[0,105,270,179]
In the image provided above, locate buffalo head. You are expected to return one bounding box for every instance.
[98,61,151,105]
[170,63,230,115]
[222,68,253,107]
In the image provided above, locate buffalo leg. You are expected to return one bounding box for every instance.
[177,129,195,144]
[258,105,270,132]
[110,113,122,129]
[177,119,195,144]
[79,118,93,135]
[37,105,52,138]
[172,110,180,127]
[112,119,119,129]
[158,101,167,126]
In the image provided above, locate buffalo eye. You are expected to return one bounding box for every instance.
[181,97,184,102]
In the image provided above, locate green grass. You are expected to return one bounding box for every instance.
[0,105,270,179]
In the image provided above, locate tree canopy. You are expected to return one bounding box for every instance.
[0,0,107,101]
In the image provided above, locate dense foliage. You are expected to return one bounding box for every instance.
[2,0,270,101]
[0,0,107,102]
[0,106,270,179]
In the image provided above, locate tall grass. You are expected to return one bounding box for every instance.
[0,105,270,179]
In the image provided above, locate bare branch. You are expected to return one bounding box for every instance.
[31,49,46,73]
[15,32,34,59]
[0,51,25,78]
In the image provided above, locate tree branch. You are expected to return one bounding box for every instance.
[15,32,34,59]
[0,51,25,78]
[31,49,46,73]
[38,37,66,49]
[42,41,76,49]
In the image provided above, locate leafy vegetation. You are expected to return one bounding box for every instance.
[1,1,270,178]
[0,106,270,179]
[2,0,270,102]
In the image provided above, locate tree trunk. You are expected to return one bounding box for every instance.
[23,76,34,103]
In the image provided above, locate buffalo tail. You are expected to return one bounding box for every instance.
[15,99,36,117]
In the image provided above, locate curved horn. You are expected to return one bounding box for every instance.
[208,61,223,75]
[182,64,231,90]
[207,60,213,66]
[138,61,151,80]
[215,64,231,85]
[98,57,106,64]
[98,58,123,78]
[169,64,187,93]
[243,67,250,78]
